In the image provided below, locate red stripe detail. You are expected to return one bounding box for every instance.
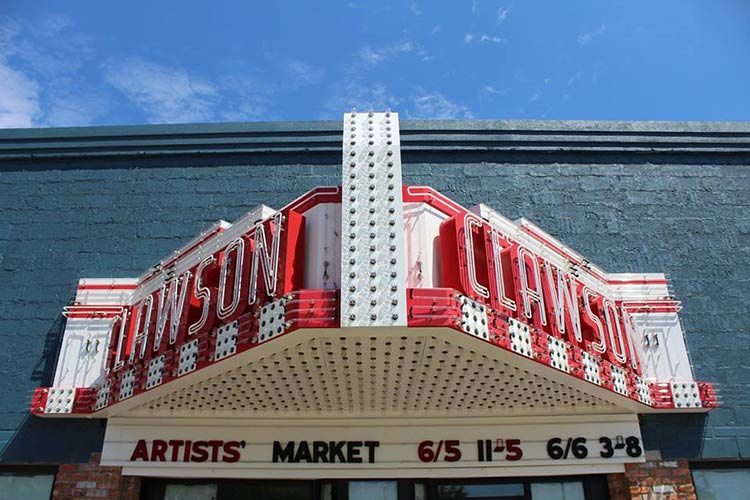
[403,186,463,216]
[608,279,668,285]
[286,186,341,213]
[78,284,137,290]
[64,304,126,319]
[621,302,681,313]
[622,301,679,307]
[67,305,127,309]
[65,313,122,319]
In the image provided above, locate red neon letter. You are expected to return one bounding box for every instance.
[516,247,547,327]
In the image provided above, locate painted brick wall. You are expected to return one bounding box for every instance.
[609,460,698,500]
[52,453,140,500]
[0,143,748,463]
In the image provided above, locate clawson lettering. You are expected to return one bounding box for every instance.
[111,210,305,371]
[272,440,380,463]
[441,212,640,371]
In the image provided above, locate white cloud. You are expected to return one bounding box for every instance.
[0,17,22,50]
[326,38,429,118]
[409,91,473,119]
[482,85,507,96]
[105,60,273,124]
[0,14,110,128]
[217,73,273,121]
[578,24,607,45]
[43,88,110,127]
[2,14,92,77]
[359,40,414,66]
[325,82,402,117]
[0,61,41,127]
[359,47,386,66]
[284,60,325,89]
[105,58,218,124]
[38,13,73,36]
[464,33,474,44]
[42,68,113,127]
[497,8,509,23]
[529,91,541,103]
[480,34,505,44]
[1,14,276,127]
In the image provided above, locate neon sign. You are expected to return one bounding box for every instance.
[32,112,716,421]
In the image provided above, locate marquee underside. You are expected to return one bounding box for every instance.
[108,326,631,419]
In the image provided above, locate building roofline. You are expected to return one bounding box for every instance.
[1,118,749,162]
[2,118,750,138]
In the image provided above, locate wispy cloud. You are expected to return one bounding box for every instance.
[324,81,402,118]
[0,14,107,128]
[105,58,277,124]
[326,37,431,118]
[480,34,505,44]
[0,18,39,127]
[529,91,541,103]
[482,85,507,96]
[3,16,93,77]
[0,61,41,128]
[104,58,218,124]
[35,13,73,36]
[465,33,505,45]
[578,24,607,45]
[497,8,510,23]
[44,87,111,127]
[359,40,414,66]
[284,60,325,89]
[409,90,473,119]
[217,73,273,122]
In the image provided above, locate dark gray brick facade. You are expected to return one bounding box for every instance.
[0,120,748,463]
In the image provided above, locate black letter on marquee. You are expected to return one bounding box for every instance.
[330,441,346,463]
[347,441,363,463]
[295,441,312,463]
[273,441,295,463]
[313,441,329,463]
[364,441,380,463]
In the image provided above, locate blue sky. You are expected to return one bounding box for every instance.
[1,1,748,128]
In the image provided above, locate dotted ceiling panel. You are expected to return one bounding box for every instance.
[127,332,619,417]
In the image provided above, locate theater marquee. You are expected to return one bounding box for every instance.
[102,415,642,478]
[33,111,716,479]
